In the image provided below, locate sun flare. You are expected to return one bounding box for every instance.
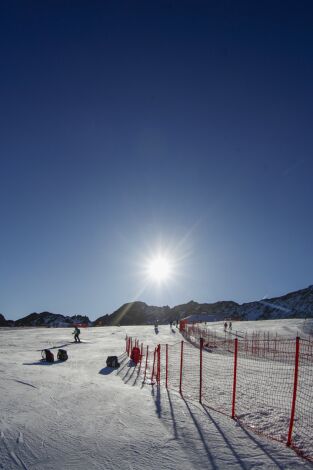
[147,256,172,282]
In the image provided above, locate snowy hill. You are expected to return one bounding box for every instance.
[14,312,91,328]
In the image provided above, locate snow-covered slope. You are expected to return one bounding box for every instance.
[0,321,312,469]
[195,317,313,339]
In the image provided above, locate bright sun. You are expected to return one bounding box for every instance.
[147,256,171,282]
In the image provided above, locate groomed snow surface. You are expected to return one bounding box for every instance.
[0,321,312,469]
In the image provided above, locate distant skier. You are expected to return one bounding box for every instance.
[229,321,232,330]
[224,321,228,332]
[170,321,173,328]
[73,326,81,343]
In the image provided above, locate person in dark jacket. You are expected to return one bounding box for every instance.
[73,327,81,343]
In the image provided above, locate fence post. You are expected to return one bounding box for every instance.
[232,338,238,419]
[179,341,184,395]
[166,344,168,389]
[143,345,149,383]
[139,342,143,369]
[151,347,157,383]
[200,337,203,403]
[157,345,161,385]
[287,336,300,447]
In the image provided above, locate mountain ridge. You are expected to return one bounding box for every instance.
[1,284,313,327]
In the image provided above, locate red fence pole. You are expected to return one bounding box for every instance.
[157,345,161,385]
[199,337,203,403]
[143,345,149,383]
[179,341,184,395]
[232,338,238,419]
[287,336,300,447]
[151,347,156,382]
[140,342,143,364]
[166,344,168,389]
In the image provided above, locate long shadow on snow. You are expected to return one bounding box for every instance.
[99,367,115,375]
[201,404,249,469]
[151,384,162,418]
[36,343,72,351]
[148,387,218,469]
[23,361,62,366]
[148,386,257,470]
[203,406,286,469]
[123,362,138,384]
[166,389,179,439]
[231,416,287,470]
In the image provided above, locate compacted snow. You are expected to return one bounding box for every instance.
[0,322,312,469]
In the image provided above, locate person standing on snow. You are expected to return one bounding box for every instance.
[73,326,81,343]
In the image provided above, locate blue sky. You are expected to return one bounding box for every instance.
[1,1,312,320]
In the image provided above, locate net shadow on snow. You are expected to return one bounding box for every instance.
[116,354,143,385]
[225,412,287,470]
[123,362,138,384]
[201,404,252,470]
[149,387,289,470]
[150,388,219,469]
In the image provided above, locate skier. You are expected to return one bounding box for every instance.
[170,321,173,328]
[73,326,81,343]
[229,321,232,330]
[224,321,228,332]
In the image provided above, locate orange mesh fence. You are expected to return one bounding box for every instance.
[292,339,313,459]
[235,339,295,444]
[166,341,181,391]
[202,340,234,416]
[125,329,313,462]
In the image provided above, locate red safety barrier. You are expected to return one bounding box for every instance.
[199,337,203,404]
[124,329,313,462]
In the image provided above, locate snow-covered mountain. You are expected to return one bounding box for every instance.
[95,285,313,325]
[1,285,313,327]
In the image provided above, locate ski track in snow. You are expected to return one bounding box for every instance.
[0,322,312,469]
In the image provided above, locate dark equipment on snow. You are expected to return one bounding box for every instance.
[106,356,120,368]
[57,349,68,361]
[41,349,54,363]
